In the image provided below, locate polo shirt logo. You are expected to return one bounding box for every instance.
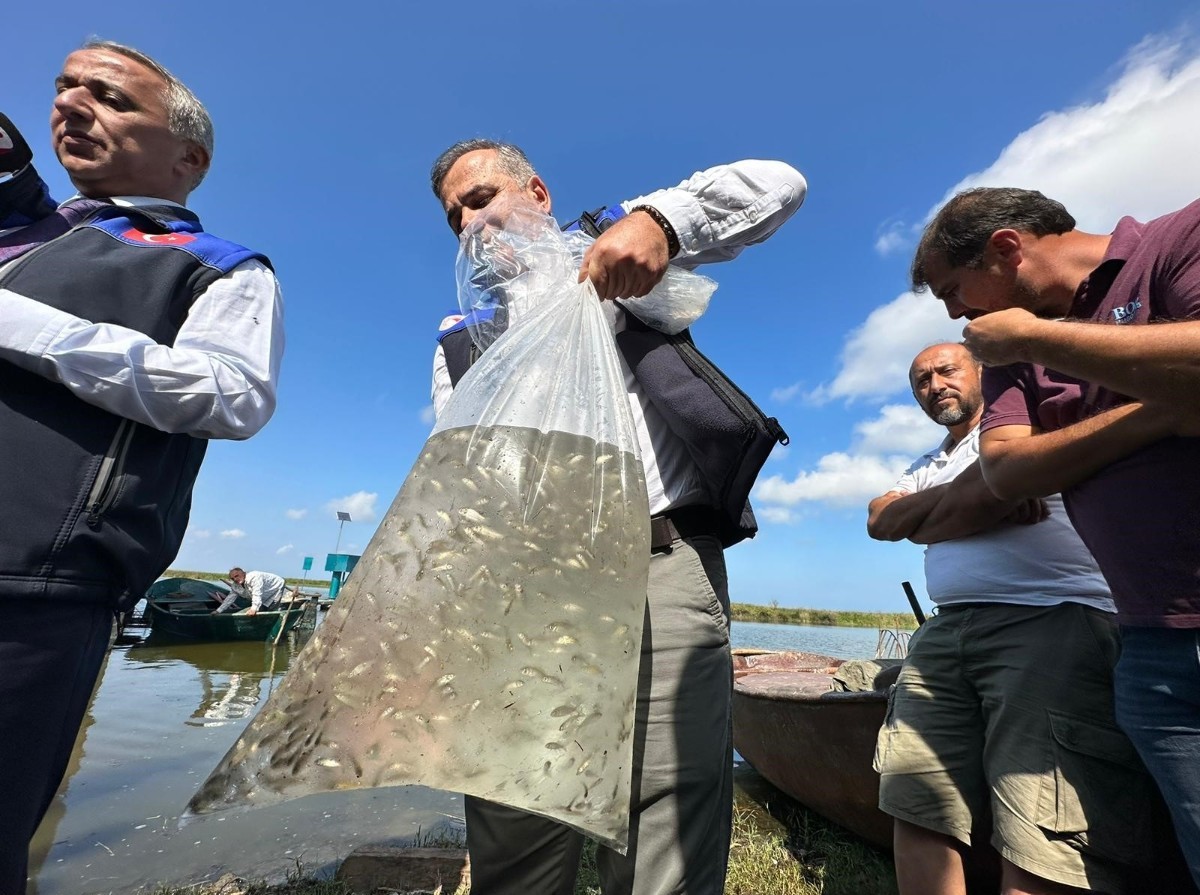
[1111,299,1142,323]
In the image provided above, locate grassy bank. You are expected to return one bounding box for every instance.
[165,570,917,629]
[731,602,917,630]
[143,778,897,895]
[164,563,916,628]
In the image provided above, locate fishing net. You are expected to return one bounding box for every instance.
[187,199,712,850]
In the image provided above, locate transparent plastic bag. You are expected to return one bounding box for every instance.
[187,199,650,852]
[458,197,717,343]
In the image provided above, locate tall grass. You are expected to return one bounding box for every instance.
[731,602,917,630]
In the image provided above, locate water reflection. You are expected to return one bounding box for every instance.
[29,635,463,895]
[125,641,296,727]
[28,621,879,894]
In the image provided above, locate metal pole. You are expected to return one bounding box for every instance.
[334,518,345,556]
[901,580,927,626]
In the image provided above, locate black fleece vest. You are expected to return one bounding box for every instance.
[440,310,787,548]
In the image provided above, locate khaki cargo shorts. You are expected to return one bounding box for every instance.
[874,601,1155,893]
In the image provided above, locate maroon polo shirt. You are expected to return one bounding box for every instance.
[982,198,1200,627]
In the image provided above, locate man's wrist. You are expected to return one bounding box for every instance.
[631,204,680,258]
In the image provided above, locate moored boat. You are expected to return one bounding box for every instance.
[731,649,893,850]
[144,577,306,643]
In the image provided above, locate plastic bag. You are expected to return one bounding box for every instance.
[187,198,650,852]
[458,200,717,343]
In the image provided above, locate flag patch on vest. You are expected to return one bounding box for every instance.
[120,228,198,246]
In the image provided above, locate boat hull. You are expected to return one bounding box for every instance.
[146,600,305,643]
[732,652,892,850]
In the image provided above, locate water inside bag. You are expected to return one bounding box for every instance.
[188,424,649,850]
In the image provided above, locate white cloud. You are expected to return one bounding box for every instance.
[874,221,915,257]
[808,292,963,404]
[420,404,436,426]
[285,508,307,520]
[770,382,804,403]
[191,529,211,539]
[774,36,1200,516]
[853,403,943,458]
[755,452,911,508]
[754,402,938,509]
[276,544,295,555]
[220,529,246,539]
[326,491,379,522]
[940,37,1200,233]
[824,37,1200,408]
[757,506,796,525]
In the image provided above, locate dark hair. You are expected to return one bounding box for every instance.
[429,139,536,199]
[911,187,1076,292]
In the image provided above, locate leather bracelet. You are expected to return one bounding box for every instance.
[631,204,681,259]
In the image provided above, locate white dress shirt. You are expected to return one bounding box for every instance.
[0,196,284,440]
[217,570,288,612]
[431,160,806,514]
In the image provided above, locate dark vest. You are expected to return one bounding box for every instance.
[0,199,271,608]
[438,208,787,547]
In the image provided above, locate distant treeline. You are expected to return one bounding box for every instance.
[165,569,331,591]
[166,570,918,627]
[732,601,918,630]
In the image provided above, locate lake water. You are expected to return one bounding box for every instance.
[29,619,885,895]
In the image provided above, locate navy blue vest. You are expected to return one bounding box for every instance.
[0,173,271,608]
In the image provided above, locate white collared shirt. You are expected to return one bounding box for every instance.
[0,195,284,439]
[895,426,1114,610]
[432,159,806,514]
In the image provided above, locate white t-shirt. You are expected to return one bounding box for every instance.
[893,426,1114,611]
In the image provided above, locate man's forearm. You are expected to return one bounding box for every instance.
[868,462,1024,545]
[867,487,943,541]
[902,462,1027,544]
[981,316,1200,405]
[981,403,1173,499]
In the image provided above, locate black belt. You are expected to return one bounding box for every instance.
[650,505,720,552]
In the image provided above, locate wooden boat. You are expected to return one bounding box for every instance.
[144,577,306,643]
[732,649,893,850]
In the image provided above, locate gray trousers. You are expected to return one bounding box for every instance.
[465,534,734,895]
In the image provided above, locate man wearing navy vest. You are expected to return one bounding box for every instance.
[429,140,804,895]
[0,42,283,892]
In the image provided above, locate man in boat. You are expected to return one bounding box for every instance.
[0,43,283,893]
[910,186,1200,889]
[428,139,805,894]
[867,342,1149,894]
[215,567,288,615]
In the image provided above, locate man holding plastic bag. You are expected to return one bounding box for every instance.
[430,140,806,895]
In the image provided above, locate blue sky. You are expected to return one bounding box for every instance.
[8,1,1200,612]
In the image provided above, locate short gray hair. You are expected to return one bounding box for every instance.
[83,39,214,190]
[430,139,536,198]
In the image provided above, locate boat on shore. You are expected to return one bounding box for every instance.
[731,649,893,850]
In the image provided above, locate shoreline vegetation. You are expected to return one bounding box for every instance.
[162,570,918,630]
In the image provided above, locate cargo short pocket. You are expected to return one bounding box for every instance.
[1037,709,1154,865]
[872,684,900,774]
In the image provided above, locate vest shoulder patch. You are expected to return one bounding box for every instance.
[89,217,266,274]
